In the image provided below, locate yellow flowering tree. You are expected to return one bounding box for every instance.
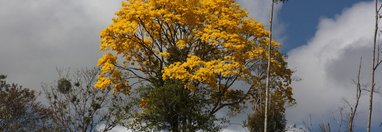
[96,0,293,131]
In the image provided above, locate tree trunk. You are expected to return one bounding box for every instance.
[264,0,275,132]
[349,57,362,132]
[367,0,378,132]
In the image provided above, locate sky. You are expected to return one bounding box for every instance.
[0,0,381,131]
[279,0,371,51]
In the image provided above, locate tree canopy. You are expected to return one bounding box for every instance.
[96,0,294,131]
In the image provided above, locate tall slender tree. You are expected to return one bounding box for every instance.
[264,0,288,132]
[368,0,381,131]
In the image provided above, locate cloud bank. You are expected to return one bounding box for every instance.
[286,1,382,129]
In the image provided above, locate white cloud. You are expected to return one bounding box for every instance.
[286,1,382,128]
[236,0,285,41]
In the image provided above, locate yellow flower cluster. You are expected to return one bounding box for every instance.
[95,53,117,89]
[163,55,246,90]
[176,39,186,49]
[95,53,129,92]
[159,52,170,58]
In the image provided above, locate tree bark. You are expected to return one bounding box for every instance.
[349,57,362,132]
[367,0,378,132]
[264,0,275,132]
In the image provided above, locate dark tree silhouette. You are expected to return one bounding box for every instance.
[0,75,54,131]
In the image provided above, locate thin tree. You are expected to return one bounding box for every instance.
[264,0,288,132]
[346,57,362,132]
[368,0,382,131]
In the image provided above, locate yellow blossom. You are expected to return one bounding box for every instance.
[176,39,187,49]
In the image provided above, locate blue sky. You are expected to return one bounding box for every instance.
[281,1,382,131]
[279,0,371,51]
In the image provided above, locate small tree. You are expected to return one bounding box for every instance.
[42,68,131,132]
[247,91,287,132]
[368,0,382,131]
[0,75,53,131]
[132,82,220,131]
[343,57,363,132]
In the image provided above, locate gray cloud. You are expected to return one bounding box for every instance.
[286,1,382,128]
[0,0,122,91]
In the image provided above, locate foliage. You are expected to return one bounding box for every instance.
[42,68,131,132]
[246,90,288,132]
[96,0,294,130]
[0,75,53,131]
[131,82,220,132]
